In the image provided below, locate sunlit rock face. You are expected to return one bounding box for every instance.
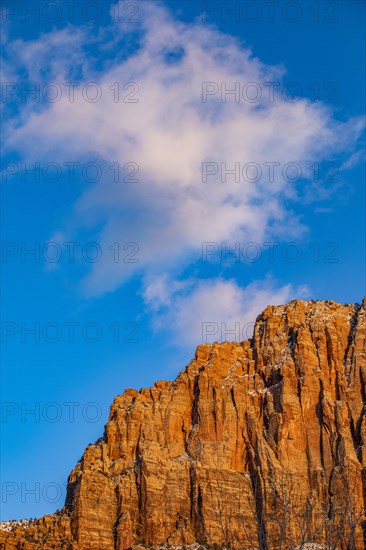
[1,299,365,550]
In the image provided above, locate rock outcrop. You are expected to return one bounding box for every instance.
[1,299,365,549]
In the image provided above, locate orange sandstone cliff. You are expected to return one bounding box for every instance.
[1,299,365,549]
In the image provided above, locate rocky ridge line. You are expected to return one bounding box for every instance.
[1,298,365,549]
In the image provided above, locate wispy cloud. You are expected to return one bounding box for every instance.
[143,276,309,347]
[2,0,363,341]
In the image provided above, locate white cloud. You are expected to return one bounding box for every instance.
[339,149,365,171]
[2,1,363,343]
[144,276,309,348]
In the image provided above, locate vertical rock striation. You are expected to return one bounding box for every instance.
[1,299,365,549]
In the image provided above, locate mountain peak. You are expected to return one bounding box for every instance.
[1,299,365,549]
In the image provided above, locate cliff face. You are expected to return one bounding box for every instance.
[1,299,365,550]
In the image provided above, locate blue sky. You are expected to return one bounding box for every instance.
[1,0,365,521]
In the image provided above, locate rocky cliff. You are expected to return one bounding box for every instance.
[1,299,365,549]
